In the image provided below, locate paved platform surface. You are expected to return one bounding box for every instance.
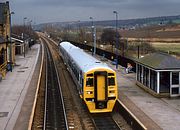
[0,44,40,130]
[98,56,180,130]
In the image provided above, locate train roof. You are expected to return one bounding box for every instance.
[60,41,114,73]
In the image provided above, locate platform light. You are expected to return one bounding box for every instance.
[113,11,119,69]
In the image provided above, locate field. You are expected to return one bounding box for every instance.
[120,24,180,39]
[120,24,180,56]
[151,43,180,53]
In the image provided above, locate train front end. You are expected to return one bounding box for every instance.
[83,68,118,113]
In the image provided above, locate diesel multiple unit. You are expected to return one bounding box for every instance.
[59,41,118,113]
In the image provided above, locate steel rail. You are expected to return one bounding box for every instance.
[43,39,68,130]
[91,113,121,130]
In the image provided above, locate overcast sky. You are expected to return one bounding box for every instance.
[7,0,180,24]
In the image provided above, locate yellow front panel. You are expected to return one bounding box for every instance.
[97,75,105,101]
[84,69,118,113]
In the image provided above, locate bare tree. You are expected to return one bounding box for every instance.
[101,28,121,52]
[12,25,38,40]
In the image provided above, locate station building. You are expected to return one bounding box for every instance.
[136,53,180,97]
[0,1,15,78]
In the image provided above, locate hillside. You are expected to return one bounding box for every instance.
[120,24,180,39]
[34,15,180,31]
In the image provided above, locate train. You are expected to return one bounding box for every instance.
[59,41,118,113]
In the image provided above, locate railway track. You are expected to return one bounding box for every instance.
[43,41,68,129]
[92,113,121,130]
[34,33,133,130]
[43,35,94,129]
[42,36,123,130]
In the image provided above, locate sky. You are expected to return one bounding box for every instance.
[5,0,180,24]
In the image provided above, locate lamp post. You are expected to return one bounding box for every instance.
[113,11,118,69]
[77,20,80,42]
[9,11,15,72]
[23,17,27,57]
[89,17,96,56]
[28,19,32,37]
[28,20,32,28]
[23,17,27,26]
[89,17,94,55]
[92,26,96,56]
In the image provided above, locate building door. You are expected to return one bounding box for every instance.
[0,48,5,65]
[170,72,180,97]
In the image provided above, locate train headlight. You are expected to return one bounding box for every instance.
[86,91,92,94]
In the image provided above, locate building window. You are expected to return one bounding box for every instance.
[137,64,140,82]
[143,67,149,87]
[160,72,170,93]
[172,88,179,95]
[139,65,142,83]
[172,72,179,85]
[143,67,148,86]
[150,70,157,92]
[143,67,146,85]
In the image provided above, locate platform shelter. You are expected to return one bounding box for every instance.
[136,53,180,97]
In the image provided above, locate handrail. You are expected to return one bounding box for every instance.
[0,62,7,78]
[0,62,7,70]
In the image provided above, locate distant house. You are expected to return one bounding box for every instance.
[136,53,180,97]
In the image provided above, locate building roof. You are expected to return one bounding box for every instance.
[136,53,180,70]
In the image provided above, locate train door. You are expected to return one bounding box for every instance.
[94,71,108,109]
[97,75,106,100]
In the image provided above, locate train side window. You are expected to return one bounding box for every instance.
[86,78,93,87]
[108,77,115,86]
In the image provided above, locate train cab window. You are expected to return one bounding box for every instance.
[86,78,93,87]
[108,77,115,86]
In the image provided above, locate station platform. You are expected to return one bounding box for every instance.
[98,56,180,130]
[0,44,40,130]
